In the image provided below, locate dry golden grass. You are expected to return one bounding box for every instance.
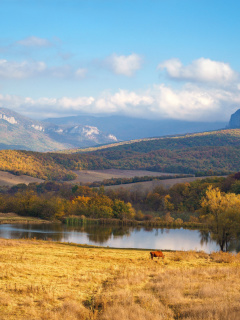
[104,176,210,191]
[71,169,172,184]
[0,212,49,224]
[0,171,43,187]
[0,239,240,320]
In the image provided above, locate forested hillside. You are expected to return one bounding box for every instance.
[1,129,240,180]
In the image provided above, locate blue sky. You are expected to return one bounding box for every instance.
[1,0,240,120]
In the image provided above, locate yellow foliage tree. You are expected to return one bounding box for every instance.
[201,186,240,251]
[164,195,174,211]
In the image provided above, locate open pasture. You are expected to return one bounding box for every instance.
[0,239,240,320]
[71,169,176,184]
[0,213,49,224]
[0,171,44,187]
[105,176,208,191]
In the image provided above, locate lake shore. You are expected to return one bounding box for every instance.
[63,216,206,229]
[0,238,239,320]
[0,212,205,228]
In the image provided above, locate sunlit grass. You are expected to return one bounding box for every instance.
[0,213,49,224]
[0,239,240,319]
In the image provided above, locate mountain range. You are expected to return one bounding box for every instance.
[0,108,118,151]
[1,106,238,152]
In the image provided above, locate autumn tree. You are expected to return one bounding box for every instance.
[201,186,240,251]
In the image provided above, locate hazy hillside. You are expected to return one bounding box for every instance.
[0,108,118,151]
[0,108,68,151]
[0,129,240,180]
[45,114,227,141]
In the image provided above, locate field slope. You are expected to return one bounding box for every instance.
[0,239,240,320]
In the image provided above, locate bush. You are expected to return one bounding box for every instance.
[175,218,183,224]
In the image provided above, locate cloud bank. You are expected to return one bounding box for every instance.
[0,83,239,121]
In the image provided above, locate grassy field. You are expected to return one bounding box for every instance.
[0,168,183,187]
[104,176,211,191]
[0,171,43,187]
[0,213,49,224]
[71,169,176,184]
[0,239,240,320]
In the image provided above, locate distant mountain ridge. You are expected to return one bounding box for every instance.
[44,114,227,141]
[0,108,118,151]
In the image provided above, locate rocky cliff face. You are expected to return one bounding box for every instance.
[228,109,240,128]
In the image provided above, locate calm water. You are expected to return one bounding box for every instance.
[0,223,239,253]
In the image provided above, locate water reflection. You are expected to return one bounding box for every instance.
[0,223,239,253]
[199,230,211,246]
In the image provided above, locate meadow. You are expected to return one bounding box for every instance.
[0,171,43,187]
[71,169,175,184]
[0,239,240,320]
[104,176,207,191]
[0,213,49,224]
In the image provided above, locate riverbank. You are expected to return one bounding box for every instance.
[0,212,50,224]
[0,238,239,320]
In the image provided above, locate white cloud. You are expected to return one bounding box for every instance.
[75,68,87,79]
[0,59,88,80]
[106,53,142,76]
[0,59,46,79]
[158,58,237,84]
[17,36,51,47]
[0,56,239,120]
[58,96,95,109]
[95,90,153,114]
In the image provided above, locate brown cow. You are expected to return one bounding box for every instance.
[150,251,164,260]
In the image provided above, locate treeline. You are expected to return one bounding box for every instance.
[0,173,240,224]
[88,174,193,187]
[0,183,136,221]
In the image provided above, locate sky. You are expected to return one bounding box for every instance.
[1,0,240,121]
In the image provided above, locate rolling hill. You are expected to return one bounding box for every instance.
[0,129,240,181]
